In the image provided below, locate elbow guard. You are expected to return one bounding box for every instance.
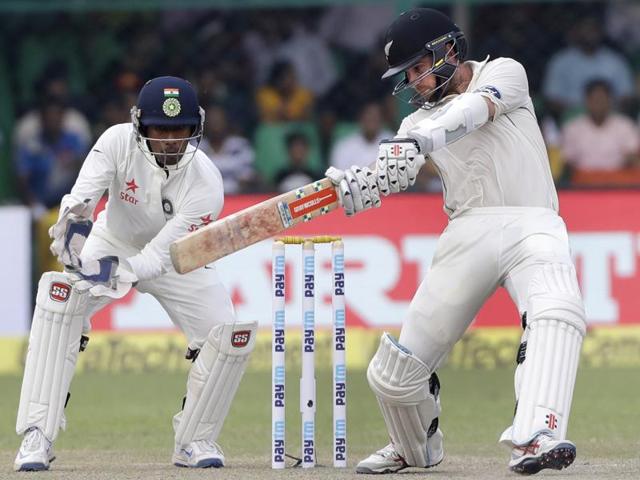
[407,92,490,153]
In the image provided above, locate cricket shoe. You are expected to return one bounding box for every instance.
[508,433,576,475]
[173,439,225,468]
[14,427,56,472]
[356,429,444,474]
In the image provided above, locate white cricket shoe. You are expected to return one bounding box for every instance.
[356,429,444,474]
[508,433,576,475]
[172,440,225,468]
[14,427,56,472]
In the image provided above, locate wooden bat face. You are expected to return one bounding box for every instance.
[170,178,339,273]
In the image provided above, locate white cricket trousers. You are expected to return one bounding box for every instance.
[398,206,577,370]
[81,225,236,349]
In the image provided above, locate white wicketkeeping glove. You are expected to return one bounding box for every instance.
[73,256,138,299]
[376,138,426,195]
[325,165,381,217]
[49,214,93,271]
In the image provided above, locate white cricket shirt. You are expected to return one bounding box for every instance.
[59,123,224,280]
[398,57,558,218]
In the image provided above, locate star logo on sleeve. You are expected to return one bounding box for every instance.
[125,179,139,193]
[188,213,213,232]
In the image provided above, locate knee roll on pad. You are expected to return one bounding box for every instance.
[16,272,90,441]
[174,321,257,446]
[367,333,440,467]
[503,264,586,447]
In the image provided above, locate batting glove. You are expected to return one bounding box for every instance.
[376,138,426,195]
[325,166,381,217]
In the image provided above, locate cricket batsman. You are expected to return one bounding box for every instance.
[326,8,585,475]
[14,76,256,471]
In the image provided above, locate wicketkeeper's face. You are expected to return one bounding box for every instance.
[146,125,193,166]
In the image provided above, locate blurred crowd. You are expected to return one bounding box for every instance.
[2,0,640,223]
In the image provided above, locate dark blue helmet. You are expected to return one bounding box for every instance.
[130,76,205,168]
[133,76,202,128]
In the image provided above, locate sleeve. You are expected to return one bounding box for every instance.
[58,125,120,219]
[126,169,225,281]
[473,58,529,119]
[395,115,419,139]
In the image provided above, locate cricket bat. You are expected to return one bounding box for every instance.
[170,178,339,273]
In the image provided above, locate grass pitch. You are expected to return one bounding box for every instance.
[0,367,638,479]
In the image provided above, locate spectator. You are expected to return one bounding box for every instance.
[14,73,91,149]
[319,4,395,56]
[542,15,635,121]
[329,101,392,171]
[606,0,640,63]
[324,43,396,121]
[561,79,640,185]
[277,16,338,96]
[200,104,259,194]
[274,132,319,192]
[14,96,88,218]
[256,61,314,122]
[243,12,286,86]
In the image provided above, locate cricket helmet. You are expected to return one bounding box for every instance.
[382,8,467,108]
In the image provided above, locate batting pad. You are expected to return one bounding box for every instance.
[367,333,439,467]
[174,321,257,446]
[16,272,90,441]
[504,264,586,446]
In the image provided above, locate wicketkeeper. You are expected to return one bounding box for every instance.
[14,76,256,471]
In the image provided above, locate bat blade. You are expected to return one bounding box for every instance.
[170,178,339,273]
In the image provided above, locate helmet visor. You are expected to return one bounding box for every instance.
[391,42,460,109]
[138,127,202,169]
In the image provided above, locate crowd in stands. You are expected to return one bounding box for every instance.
[3,0,640,225]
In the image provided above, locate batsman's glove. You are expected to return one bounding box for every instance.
[376,138,426,195]
[325,165,381,217]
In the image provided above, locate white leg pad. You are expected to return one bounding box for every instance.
[174,321,257,446]
[16,272,91,441]
[367,333,440,467]
[501,264,586,447]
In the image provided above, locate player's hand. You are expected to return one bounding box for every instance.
[49,213,93,271]
[325,166,381,217]
[74,256,138,299]
[376,138,426,195]
[76,256,120,285]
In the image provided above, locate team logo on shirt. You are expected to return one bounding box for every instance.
[162,198,174,218]
[120,178,140,205]
[474,85,502,99]
[188,214,213,232]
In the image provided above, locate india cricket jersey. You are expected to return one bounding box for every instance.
[59,123,224,280]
